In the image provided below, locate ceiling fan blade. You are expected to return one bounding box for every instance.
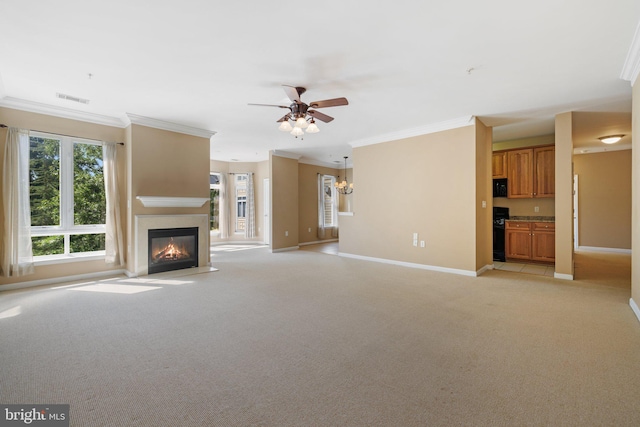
[308,110,334,123]
[248,103,289,108]
[309,97,349,108]
[282,85,303,103]
[276,115,290,123]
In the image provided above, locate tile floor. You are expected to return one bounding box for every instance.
[493,261,555,277]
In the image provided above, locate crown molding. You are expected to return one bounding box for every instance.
[0,96,126,128]
[349,115,475,148]
[621,21,640,84]
[573,143,632,155]
[270,149,302,160]
[298,157,347,169]
[126,113,216,139]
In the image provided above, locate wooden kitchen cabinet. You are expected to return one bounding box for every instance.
[533,146,555,198]
[505,221,532,260]
[506,145,554,198]
[505,221,555,263]
[531,222,555,262]
[492,151,507,179]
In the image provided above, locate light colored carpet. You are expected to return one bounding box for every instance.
[1,246,638,426]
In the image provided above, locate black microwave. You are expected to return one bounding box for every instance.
[493,178,508,198]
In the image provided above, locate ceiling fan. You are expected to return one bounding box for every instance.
[249,85,348,137]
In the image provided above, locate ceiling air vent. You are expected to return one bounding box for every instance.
[55,92,90,104]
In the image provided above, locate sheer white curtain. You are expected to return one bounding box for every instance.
[317,173,325,239]
[219,173,230,239]
[1,128,34,277]
[103,142,124,266]
[245,172,255,239]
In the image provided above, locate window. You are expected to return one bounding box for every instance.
[29,132,106,258]
[321,175,337,227]
[209,173,220,233]
[235,174,247,232]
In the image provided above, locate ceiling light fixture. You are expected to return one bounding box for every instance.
[278,118,293,132]
[334,156,353,195]
[306,118,319,134]
[598,134,624,144]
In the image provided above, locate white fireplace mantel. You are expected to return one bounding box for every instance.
[136,196,209,208]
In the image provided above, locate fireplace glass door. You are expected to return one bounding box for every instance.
[148,227,198,274]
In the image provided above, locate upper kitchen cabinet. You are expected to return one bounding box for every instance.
[492,151,507,179]
[507,145,554,198]
[533,146,555,198]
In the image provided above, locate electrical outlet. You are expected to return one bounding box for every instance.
[308,227,311,233]
[420,240,425,248]
[285,231,288,237]
[482,200,486,208]
[534,206,539,213]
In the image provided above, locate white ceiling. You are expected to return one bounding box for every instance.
[1,1,638,166]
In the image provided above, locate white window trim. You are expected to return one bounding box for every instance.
[321,175,337,227]
[235,173,248,233]
[209,173,221,236]
[29,131,106,260]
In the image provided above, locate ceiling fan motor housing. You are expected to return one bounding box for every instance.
[290,102,308,118]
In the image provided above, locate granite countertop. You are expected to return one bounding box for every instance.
[507,216,555,222]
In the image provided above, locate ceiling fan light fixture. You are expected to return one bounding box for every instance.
[278,120,293,132]
[295,116,308,129]
[306,120,319,133]
[598,134,624,144]
[290,126,304,137]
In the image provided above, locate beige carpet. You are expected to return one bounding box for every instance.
[0,246,638,426]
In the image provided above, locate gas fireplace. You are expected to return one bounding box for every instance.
[148,227,198,274]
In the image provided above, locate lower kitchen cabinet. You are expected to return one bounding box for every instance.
[531,222,555,262]
[505,221,555,263]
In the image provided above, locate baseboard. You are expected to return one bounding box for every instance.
[338,252,479,277]
[271,246,300,253]
[0,269,127,292]
[577,246,631,254]
[476,264,493,276]
[299,239,338,247]
[630,298,640,324]
[554,272,574,280]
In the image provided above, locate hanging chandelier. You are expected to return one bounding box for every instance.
[335,156,353,194]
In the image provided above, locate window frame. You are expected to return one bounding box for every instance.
[321,175,337,227]
[209,173,221,234]
[235,173,248,233]
[29,131,106,260]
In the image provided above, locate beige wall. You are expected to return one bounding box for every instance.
[573,150,631,250]
[0,108,127,287]
[493,134,555,151]
[340,124,488,273]
[297,163,342,244]
[126,124,211,273]
[476,119,493,270]
[270,154,299,250]
[632,75,640,307]
[555,112,574,278]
